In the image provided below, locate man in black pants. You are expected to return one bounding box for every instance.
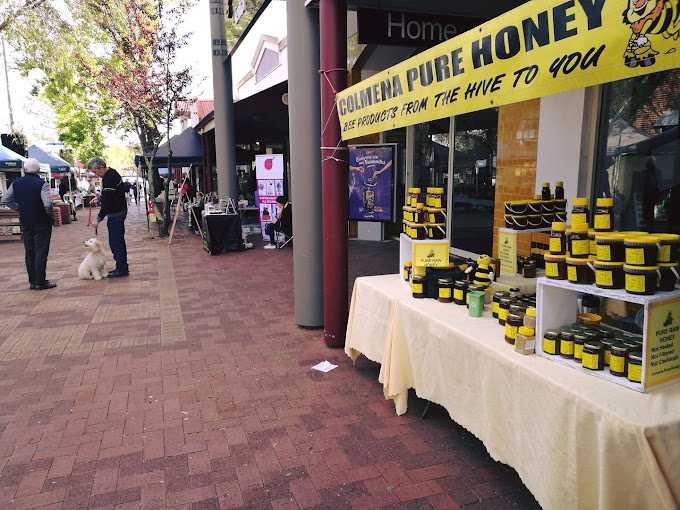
[87,157,129,278]
[264,196,292,249]
[1,158,56,290]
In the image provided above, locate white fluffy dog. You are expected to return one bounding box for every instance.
[78,238,107,280]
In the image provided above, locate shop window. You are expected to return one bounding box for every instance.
[450,109,498,255]
[384,128,406,236]
[594,70,680,233]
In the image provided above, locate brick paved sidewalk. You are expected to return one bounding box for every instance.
[0,204,540,509]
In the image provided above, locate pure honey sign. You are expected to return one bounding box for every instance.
[646,297,680,388]
[337,0,680,140]
[413,242,449,267]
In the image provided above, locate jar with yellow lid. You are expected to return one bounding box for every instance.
[515,327,535,355]
[627,352,642,383]
[425,187,436,207]
[411,223,428,240]
[594,198,614,232]
[567,256,595,285]
[550,222,567,255]
[545,254,568,280]
[527,198,543,214]
[588,229,598,256]
[408,188,422,207]
[625,236,660,266]
[413,203,425,224]
[428,224,446,240]
[656,233,680,263]
[527,213,543,229]
[569,223,590,258]
[430,187,445,208]
[657,262,679,291]
[524,307,536,329]
[427,208,446,223]
[571,197,590,225]
[593,260,625,289]
[596,233,626,262]
[624,264,660,295]
[403,261,412,282]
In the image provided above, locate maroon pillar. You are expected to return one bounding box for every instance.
[320,0,348,347]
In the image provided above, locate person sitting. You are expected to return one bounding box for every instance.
[264,196,292,249]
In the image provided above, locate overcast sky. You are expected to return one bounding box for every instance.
[1,0,214,148]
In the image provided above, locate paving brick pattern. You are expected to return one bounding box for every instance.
[0,205,541,509]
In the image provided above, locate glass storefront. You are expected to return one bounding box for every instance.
[384,128,407,237]
[594,69,680,233]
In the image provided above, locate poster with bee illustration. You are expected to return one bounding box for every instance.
[348,144,396,222]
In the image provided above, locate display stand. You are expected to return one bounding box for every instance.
[536,277,680,392]
[497,227,549,275]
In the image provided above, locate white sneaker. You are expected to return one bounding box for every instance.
[263,243,277,249]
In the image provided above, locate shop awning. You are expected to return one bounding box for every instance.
[0,145,26,170]
[27,145,72,174]
[135,127,203,169]
[337,0,680,140]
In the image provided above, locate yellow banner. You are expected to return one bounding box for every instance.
[413,242,449,267]
[337,0,680,140]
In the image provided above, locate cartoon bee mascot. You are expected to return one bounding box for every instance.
[622,0,680,68]
[465,254,495,289]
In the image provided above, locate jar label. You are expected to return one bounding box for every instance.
[567,265,577,282]
[582,352,599,369]
[659,245,671,262]
[572,239,589,256]
[594,214,611,230]
[546,262,559,278]
[412,283,423,294]
[433,197,442,208]
[499,308,509,320]
[560,340,574,355]
[428,213,434,223]
[549,237,563,253]
[628,363,642,383]
[625,274,647,293]
[403,269,409,281]
[439,288,452,299]
[596,270,613,287]
[574,344,584,359]
[492,301,499,314]
[597,245,612,261]
[543,338,556,354]
[571,213,586,225]
[610,355,626,373]
[505,324,518,340]
[454,289,464,300]
[589,240,598,255]
[604,350,611,365]
[626,248,646,265]
[525,339,536,350]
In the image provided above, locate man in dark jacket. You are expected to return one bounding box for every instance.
[0,158,56,290]
[87,157,129,277]
[264,196,292,249]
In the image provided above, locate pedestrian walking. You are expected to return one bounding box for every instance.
[87,157,129,278]
[0,158,56,290]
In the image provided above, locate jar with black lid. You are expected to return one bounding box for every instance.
[492,291,509,318]
[583,329,602,343]
[569,223,590,258]
[411,275,426,298]
[573,333,587,362]
[627,353,642,383]
[403,261,412,282]
[498,297,514,326]
[522,260,537,278]
[609,343,629,377]
[594,198,614,232]
[509,303,527,316]
[582,341,604,370]
[560,331,575,359]
[438,278,454,303]
[622,338,642,353]
[550,222,567,255]
[571,198,590,225]
[543,329,561,355]
[505,313,524,345]
[600,338,615,366]
[454,280,469,305]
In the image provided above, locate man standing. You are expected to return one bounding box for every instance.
[0,158,56,290]
[87,157,129,277]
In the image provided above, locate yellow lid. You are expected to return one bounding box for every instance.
[541,182,549,187]
[434,187,444,193]
[594,260,624,267]
[533,195,542,200]
[404,261,412,267]
[595,233,626,242]
[426,187,435,193]
[571,223,589,233]
[412,188,421,193]
[544,254,567,261]
[567,256,595,264]
[526,307,536,317]
[415,203,424,209]
[573,197,589,206]
[623,264,660,271]
[555,181,563,186]
[596,198,614,207]
[518,326,535,336]
[551,222,566,231]
[624,235,660,245]
[659,262,679,268]
[657,233,680,242]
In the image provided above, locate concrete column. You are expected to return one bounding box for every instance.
[286,0,323,327]
[209,0,238,200]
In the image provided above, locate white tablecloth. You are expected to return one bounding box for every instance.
[345,274,680,510]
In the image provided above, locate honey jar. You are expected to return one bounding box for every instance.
[524,307,536,329]
[593,260,625,289]
[498,297,514,326]
[411,275,426,298]
[543,329,561,355]
[593,198,614,232]
[492,291,508,318]
[427,208,446,223]
[560,330,575,359]
[657,233,680,264]
[570,197,590,225]
[515,327,536,355]
[625,236,660,266]
[658,262,680,291]
[624,264,659,296]
[573,333,586,362]
[437,278,454,303]
[504,313,524,345]
[428,224,446,240]
[544,254,568,280]
[454,280,469,305]
[596,233,626,262]
[582,341,604,370]
[569,223,590,258]
[609,343,629,377]
[550,222,567,255]
[403,261,412,282]
[567,256,595,285]
[627,352,642,383]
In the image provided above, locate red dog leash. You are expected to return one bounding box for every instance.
[88,201,98,236]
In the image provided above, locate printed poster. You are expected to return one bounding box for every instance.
[498,230,516,275]
[256,154,285,241]
[348,145,395,222]
[645,297,680,388]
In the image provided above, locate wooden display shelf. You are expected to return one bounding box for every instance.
[536,277,680,392]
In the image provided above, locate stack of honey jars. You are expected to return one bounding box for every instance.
[503,183,567,231]
[403,187,447,240]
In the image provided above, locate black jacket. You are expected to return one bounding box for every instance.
[277,203,292,237]
[97,168,127,221]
